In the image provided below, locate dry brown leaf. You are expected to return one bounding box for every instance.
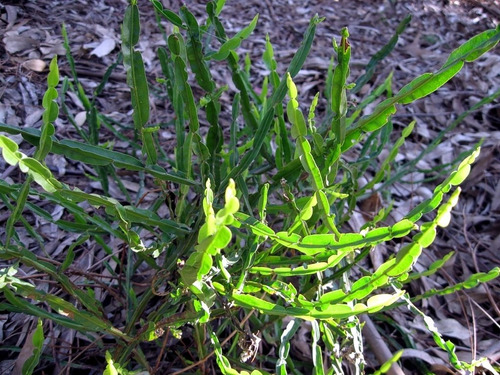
[4,5,18,30]
[429,363,457,375]
[12,318,41,375]
[481,339,500,362]
[24,108,44,127]
[75,111,87,126]
[48,154,67,176]
[359,192,382,221]
[0,360,14,375]
[401,348,447,365]
[21,58,46,72]
[89,38,116,58]
[434,318,471,344]
[39,42,66,57]
[3,34,38,54]
[463,147,494,189]
[292,322,312,360]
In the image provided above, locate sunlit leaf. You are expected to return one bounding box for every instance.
[150,0,185,28]
[0,135,22,165]
[21,318,44,375]
[211,14,259,60]
[104,351,119,375]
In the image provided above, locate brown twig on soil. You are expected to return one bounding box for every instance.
[263,0,276,22]
[365,245,405,375]
[360,314,405,375]
[152,326,171,375]
[57,334,106,375]
[467,0,500,19]
[59,67,126,82]
[170,309,256,375]
[461,210,500,319]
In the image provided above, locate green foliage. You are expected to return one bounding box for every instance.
[21,319,44,375]
[0,2,499,374]
[373,350,404,375]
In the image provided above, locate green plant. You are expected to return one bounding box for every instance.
[1,0,499,373]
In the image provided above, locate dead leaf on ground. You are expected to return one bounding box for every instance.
[12,318,41,375]
[3,34,38,54]
[86,38,116,58]
[434,318,471,344]
[21,58,46,72]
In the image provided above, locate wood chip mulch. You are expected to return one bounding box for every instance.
[1,0,499,373]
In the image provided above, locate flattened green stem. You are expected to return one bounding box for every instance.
[353,15,411,94]
[346,26,500,148]
[0,123,197,187]
[220,16,323,191]
[4,178,31,246]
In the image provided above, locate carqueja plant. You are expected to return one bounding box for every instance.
[0,1,499,374]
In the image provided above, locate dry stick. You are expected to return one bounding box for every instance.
[447,222,500,320]
[468,298,500,331]
[263,0,276,22]
[461,210,500,319]
[58,334,106,375]
[359,314,405,375]
[48,319,62,375]
[462,210,481,362]
[362,244,405,375]
[468,297,478,364]
[152,327,171,375]
[171,310,256,375]
[460,209,500,364]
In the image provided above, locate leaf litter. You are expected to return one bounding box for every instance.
[0,0,499,373]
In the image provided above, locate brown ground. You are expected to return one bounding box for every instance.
[1,0,499,374]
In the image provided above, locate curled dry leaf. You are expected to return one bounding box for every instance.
[75,111,87,126]
[89,38,116,58]
[48,154,67,177]
[22,58,47,72]
[25,109,44,127]
[434,318,471,344]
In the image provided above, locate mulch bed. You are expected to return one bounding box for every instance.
[1,0,499,373]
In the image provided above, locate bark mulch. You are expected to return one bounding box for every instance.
[1,0,499,373]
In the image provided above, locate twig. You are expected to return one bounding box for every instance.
[58,334,105,375]
[152,327,170,375]
[360,314,405,375]
[263,0,276,22]
[462,210,500,319]
[365,245,405,375]
[171,310,255,375]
